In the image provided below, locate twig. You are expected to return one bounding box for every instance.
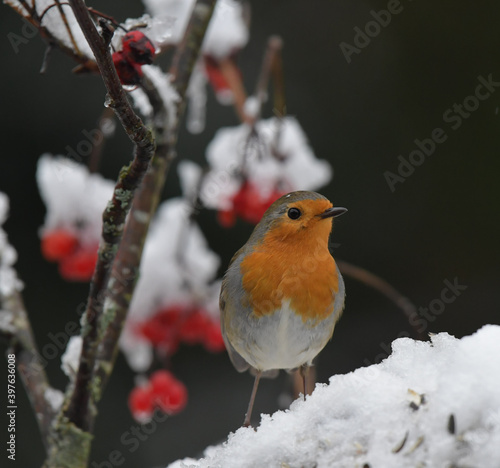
[250,35,283,125]
[54,0,82,56]
[336,260,424,340]
[218,57,249,123]
[62,0,154,435]
[93,0,217,395]
[1,290,56,451]
[87,107,115,173]
[6,0,96,69]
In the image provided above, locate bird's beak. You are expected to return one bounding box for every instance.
[318,206,348,219]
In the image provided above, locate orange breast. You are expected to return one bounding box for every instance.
[240,218,339,323]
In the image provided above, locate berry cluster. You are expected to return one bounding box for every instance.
[136,304,226,355]
[128,370,187,422]
[41,229,97,281]
[217,181,285,227]
[112,31,156,86]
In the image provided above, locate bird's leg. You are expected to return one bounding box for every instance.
[300,365,308,400]
[243,371,262,427]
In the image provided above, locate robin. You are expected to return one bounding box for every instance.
[220,191,347,427]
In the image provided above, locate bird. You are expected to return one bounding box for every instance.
[220,190,347,427]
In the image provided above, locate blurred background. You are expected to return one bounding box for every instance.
[1,0,499,466]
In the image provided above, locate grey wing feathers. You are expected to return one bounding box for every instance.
[220,279,250,373]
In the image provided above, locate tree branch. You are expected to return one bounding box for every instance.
[93,0,217,395]
[336,260,424,340]
[1,289,57,451]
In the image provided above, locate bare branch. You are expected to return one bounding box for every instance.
[336,260,424,340]
[62,0,155,433]
[1,290,56,451]
[93,0,218,396]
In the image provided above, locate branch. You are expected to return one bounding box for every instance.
[6,0,95,69]
[336,260,424,340]
[61,0,155,433]
[250,35,284,125]
[1,289,56,451]
[93,0,217,396]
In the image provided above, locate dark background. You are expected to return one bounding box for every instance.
[1,0,499,466]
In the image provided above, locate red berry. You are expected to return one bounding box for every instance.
[41,229,78,261]
[217,209,236,227]
[156,305,183,327]
[150,370,176,397]
[112,51,143,86]
[128,385,154,416]
[157,380,188,414]
[203,322,226,353]
[58,246,98,281]
[232,181,250,216]
[179,311,210,345]
[137,319,169,345]
[122,31,155,65]
[204,55,230,93]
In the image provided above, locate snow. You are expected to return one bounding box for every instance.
[142,65,180,122]
[178,160,203,200]
[115,14,178,51]
[44,387,64,412]
[200,117,333,210]
[120,173,220,370]
[5,0,94,59]
[36,155,114,244]
[129,88,154,118]
[61,335,82,379]
[168,325,500,468]
[0,193,24,296]
[186,63,207,134]
[143,0,248,58]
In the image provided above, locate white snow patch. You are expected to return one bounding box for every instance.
[0,193,24,295]
[142,65,180,122]
[61,335,82,378]
[129,88,153,118]
[44,387,64,412]
[168,326,500,468]
[200,117,332,209]
[113,14,178,51]
[36,155,114,244]
[178,160,202,201]
[6,0,94,59]
[143,0,248,57]
[186,62,207,134]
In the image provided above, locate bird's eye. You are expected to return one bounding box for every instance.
[287,208,301,220]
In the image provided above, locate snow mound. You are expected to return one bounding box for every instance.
[169,326,500,468]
